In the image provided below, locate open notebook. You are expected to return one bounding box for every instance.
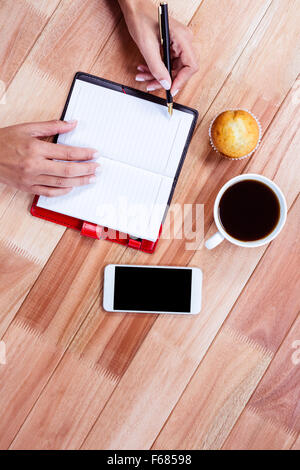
[36,73,197,243]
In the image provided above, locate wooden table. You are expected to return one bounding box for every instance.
[0,0,299,450]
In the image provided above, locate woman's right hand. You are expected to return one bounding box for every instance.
[0,120,100,197]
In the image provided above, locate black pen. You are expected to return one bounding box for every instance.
[158,2,173,117]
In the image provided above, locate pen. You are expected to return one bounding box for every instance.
[158,2,173,117]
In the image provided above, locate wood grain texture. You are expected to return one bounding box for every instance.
[152,326,273,450]
[91,0,273,115]
[0,0,299,450]
[0,231,127,449]
[80,76,300,450]
[223,314,300,449]
[153,191,300,449]
[291,434,300,450]
[3,0,277,450]
[0,0,60,226]
[80,0,299,449]
[0,0,121,128]
[1,0,206,450]
[0,0,60,87]
[0,321,63,449]
[0,0,121,336]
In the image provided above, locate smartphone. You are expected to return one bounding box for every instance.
[103,265,202,315]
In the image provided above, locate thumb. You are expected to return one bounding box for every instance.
[142,44,171,90]
[23,119,77,137]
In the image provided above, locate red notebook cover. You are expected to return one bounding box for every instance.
[31,195,161,253]
[31,72,198,253]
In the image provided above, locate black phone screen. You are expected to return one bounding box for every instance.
[113,266,192,312]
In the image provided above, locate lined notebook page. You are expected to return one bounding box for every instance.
[37,78,194,241]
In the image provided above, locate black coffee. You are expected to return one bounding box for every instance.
[219,180,280,242]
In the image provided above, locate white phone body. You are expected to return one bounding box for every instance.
[103,264,202,315]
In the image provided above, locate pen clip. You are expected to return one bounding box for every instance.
[158,5,163,46]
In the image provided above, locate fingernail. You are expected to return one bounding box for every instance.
[135,75,145,82]
[67,119,77,124]
[159,79,171,90]
[147,86,157,91]
[137,66,144,72]
[172,89,179,97]
[95,166,102,175]
[89,176,97,184]
[93,152,101,160]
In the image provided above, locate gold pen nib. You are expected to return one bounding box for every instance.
[167,102,173,117]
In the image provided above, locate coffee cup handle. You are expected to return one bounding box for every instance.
[205,231,224,250]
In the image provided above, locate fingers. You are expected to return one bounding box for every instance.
[140,41,172,90]
[22,119,78,137]
[170,64,197,96]
[31,185,73,197]
[137,64,151,73]
[40,141,98,161]
[136,66,162,91]
[136,66,183,93]
[144,80,163,92]
[135,21,198,96]
[170,41,198,95]
[136,49,197,95]
[135,72,156,82]
[36,174,97,188]
[42,160,99,178]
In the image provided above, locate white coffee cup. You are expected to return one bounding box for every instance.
[205,173,287,250]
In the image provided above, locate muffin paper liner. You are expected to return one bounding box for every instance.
[208,108,262,161]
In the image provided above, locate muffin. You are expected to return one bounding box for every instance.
[209,109,261,160]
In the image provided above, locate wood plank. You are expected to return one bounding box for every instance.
[225,204,300,355]
[0,0,270,333]
[7,0,300,448]
[0,0,274,445]
[0,0,121,336]
[224,408,296,450]
[153,326,273,450]
[117,0,299,269]
[152,195,300,449]
[0,0,121,128]
[16,74,298,451]
[291,434,300,450]
[0,231,126,449]
[1,0,274,450]
[0,0,204,450]
[0,192,65,337]
[0,0,60,87]
[2,0,300,447]
[238,318,300,433]
[0,322,63,450]
[223,314,300,449]
[0,0,208,335]
[0,186,15,219]
[79,75,300,448]
[0,0,61,214]
[152,0,203,24]
[0,0,121,214]
[90,0,272,112]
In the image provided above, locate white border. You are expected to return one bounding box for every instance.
[103,264,202,315]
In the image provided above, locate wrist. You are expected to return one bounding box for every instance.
[118,0,141,15]
[118,0,153,18]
